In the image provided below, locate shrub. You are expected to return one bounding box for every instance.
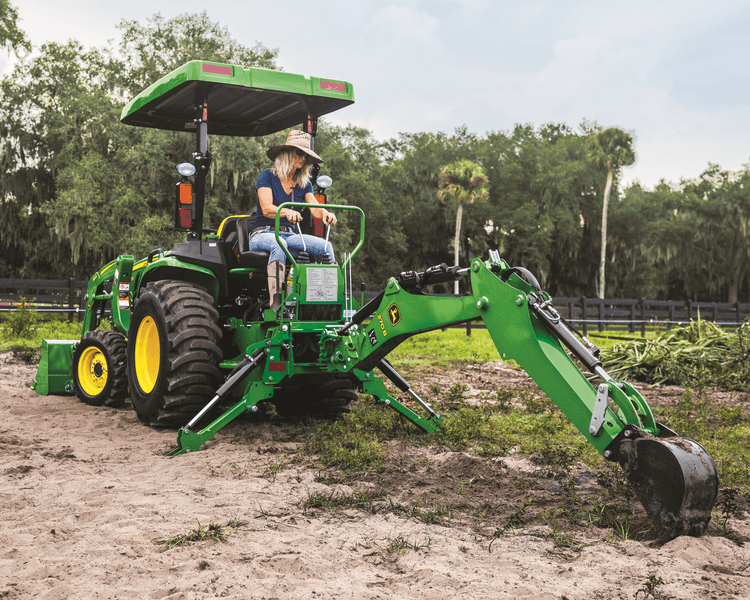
[4,298,40,338]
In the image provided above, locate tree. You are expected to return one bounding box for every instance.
[587,126,635,298]
[0,13,278,279]
[0,0,29,57]
[673,165,750,302]
[116,11,277,96]
[437,159,489,293]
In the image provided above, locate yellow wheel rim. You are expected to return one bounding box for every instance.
[78,346,108,397]
[135,316,160,394]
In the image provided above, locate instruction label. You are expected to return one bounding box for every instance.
[305,267,338,302]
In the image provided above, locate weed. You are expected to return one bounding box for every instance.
[499,498,533,534]
[495,388,514,411]
[447,383,469,402]
[382,533,432,556]
[712,487,745,545]
[11,347,40,363]
[519,387,553,414]
[634,574,666,600]
[153,518,247,550]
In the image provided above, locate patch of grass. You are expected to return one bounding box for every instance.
[0,314,82,355]
[382,533,432,556]
[389,328,502,366]
[302,488,453,526]
[387,497,453,526]
[151,518,247,550]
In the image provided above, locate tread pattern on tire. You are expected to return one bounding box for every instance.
[273,375,358,418]
[73,329,128,408]
[128,281,222,427]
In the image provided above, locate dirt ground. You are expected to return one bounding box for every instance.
[2,352,750,600]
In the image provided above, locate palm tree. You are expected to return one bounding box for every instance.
[437,160,489,293]
[588,127,635,299]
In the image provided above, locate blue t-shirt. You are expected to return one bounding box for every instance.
[254,169,313,229]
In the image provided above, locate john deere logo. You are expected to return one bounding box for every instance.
[388,304,401,326]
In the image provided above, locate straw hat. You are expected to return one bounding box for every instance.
[267,130,323,163]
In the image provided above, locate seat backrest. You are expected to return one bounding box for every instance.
[235,217,256,255]
[218,214,254,242]
[234,216,271,268]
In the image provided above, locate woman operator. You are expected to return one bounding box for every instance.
[248,130,337,308]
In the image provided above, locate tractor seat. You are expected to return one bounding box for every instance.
[234,216,271,268]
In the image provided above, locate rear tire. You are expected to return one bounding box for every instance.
[126,281,222,426]
[72,329,128,408]
[273,375,358,418]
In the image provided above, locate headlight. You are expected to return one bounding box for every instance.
[176,162,197,177]
[316,175,333,189]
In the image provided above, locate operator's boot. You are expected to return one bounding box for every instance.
[267,261,284,310]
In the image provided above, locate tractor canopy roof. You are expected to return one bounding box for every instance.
[121,60,354,137]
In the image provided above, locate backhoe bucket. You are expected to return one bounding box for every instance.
[31,339,77,395]
[619,434,719,541]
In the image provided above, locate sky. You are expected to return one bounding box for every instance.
[7,0,750,189]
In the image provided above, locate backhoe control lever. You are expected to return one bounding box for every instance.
[377,358,439,420]
[398,263,464,291]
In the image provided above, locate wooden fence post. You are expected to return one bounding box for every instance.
[68,278,75,322]
[640,297,646,337]
[581,296,587,337]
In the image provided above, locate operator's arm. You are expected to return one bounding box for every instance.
[257,188,336,226]
[304,192,337,226]
[258,187,301,222]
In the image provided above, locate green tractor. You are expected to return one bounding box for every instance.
[34,60,719,542]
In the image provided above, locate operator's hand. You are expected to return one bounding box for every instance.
[286,209,302,224]
[322,211,337,226]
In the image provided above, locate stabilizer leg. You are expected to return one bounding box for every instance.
[167,350,268,456]
[356,369,441,433]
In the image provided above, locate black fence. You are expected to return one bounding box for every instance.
[0,278,88,322]
[1,279,748,335]
[554,297,749,336]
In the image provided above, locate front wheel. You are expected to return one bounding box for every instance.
[72,329,128,407]
[126,281,222,426]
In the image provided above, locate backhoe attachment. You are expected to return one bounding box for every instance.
[350,255,719,541]
[164,251,718,541]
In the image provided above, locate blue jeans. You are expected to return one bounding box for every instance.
[248,227,335,264]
